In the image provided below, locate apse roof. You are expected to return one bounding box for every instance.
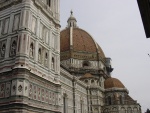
[104,77,125,89]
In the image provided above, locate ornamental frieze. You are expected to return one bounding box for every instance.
[60,51,98,60]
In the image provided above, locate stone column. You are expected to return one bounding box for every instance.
[73,77,77,113]
[35,40,39,62]
[49,50,51,69]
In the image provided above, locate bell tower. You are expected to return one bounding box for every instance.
[0,0,61,113]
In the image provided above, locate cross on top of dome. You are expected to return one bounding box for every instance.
[71,10,73,16]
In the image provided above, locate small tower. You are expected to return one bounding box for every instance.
[67,10,77,28]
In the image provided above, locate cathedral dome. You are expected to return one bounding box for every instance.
[60,11,105,61]
[61,28,104,53]
[104,77,125,89]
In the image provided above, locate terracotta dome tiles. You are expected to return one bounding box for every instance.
[80,73,95,80]
[60,27,106,60]
[97,44,105,59]
[72,28,96,52]
[104,77,125,89]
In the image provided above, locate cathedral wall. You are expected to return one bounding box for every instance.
[103,105,141,113]
[60,67,88,113]
[61,59,106,70]
[0,68,61,113]
[76,84,88,113]
[60,70,74,113]
[103,89,141,113]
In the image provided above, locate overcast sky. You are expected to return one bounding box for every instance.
[60,0,150,112]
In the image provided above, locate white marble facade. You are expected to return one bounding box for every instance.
[0,0,141,113]
[0,0,60,78]
[0,0,61,113]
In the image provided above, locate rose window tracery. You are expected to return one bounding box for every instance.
[18,85,22,92]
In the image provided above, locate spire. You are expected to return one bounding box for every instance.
[67,10,77,28]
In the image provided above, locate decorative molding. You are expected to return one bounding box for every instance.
[0,0,22,11]
[34,0,60,27]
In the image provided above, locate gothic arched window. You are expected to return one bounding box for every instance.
[47,0,51,7]
[45,52,48,67]
[83,61,90,67]
[85,80,88,84]
[38,48,41,62]
[51,57,55,70]
[1,43,6,57]
[30,43,34,58]
[91,79,94,84]
[127,107,132,113]
[45,30,49,44]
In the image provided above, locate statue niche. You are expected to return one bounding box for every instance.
[1,43,6,57]
[29,43,34,58]
[10,40,17,56]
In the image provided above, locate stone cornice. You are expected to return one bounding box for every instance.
[0,0,22,11]
[105,87,129,93]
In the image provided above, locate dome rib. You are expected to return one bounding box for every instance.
[60,27,106,61]
[73,28,97,52]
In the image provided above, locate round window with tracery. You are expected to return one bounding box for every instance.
[18,85,22,92]
[83,61,90,67]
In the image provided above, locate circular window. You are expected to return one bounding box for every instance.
[83,61,90,67]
